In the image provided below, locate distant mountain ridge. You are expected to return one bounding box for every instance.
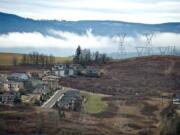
[1,12,180,37]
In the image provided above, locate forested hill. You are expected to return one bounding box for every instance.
[0,12,180,37]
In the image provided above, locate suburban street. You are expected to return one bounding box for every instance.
[41,87,77,109]
[41,87,67,109]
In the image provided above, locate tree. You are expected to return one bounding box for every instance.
[95,51,99,62]
[12,57,18,66]
[85,49,91,64]
[74,45,81,63]
[49,54,55,65]
[21,54,27,65]
[20,52,56,67]
[73,46,110,65]
[102,53,107,63]
[76,45,81,58]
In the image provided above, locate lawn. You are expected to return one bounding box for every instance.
[84,95,107,114]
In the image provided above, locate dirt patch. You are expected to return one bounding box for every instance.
[125,123,142,130]
[141,102,158,116]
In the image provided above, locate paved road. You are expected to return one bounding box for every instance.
[41,88,68,109]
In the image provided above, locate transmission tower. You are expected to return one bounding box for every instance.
[158,45,176,56]
[135,33,154,57]
[135,47,146,56]
[144,33,154,56]
[168,45,176,55]
[158,46,169,55]
[117,33,126,59]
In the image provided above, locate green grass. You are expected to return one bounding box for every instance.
[84,95,107,114]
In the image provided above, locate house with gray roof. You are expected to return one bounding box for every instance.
[8,73,28,82]
[56,90,82,111]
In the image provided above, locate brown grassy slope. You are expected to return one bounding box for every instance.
[0,52,72,65]
[0,53,22,65]
[60,55,180,96]
[0,104,121,135]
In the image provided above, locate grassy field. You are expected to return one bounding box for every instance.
[0,52,72,65]
[0,53,22,65]
[55,56,73,64]
[84,94,107,114]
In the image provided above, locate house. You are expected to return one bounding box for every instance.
[0,82,9,92]
[79,67,101,77]
[30,72,41,79]
[52,64,75,77]
[0,74,8,82]
[42,75,59,81]
[23,80,33,91]
[8,81,19,92]
[86,68,100,77]
[8,73,28,82]
[52,64,67,77]
[0,93,15,104]
[42,75,61,90]
[21,94,40,104]
[173,96,180,105]
[57,90,82,111]
[33,84,49,94]
[68,67,75,76]
[0,81,24,92]
[9,81,24,92]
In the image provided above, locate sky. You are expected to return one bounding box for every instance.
[0,0,180,23]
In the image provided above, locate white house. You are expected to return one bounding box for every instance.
[52,64,75,77]
[0,93,15,104]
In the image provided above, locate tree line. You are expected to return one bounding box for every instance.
[20,52,55,66]
[73,45,110,65]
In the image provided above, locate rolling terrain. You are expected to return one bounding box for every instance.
[61,55,180,96]
[0,56,179,135]
[58,55,180,135]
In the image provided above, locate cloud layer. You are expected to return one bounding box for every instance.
[0,30,179,56]
[0,0,180,23]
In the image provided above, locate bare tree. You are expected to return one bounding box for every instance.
[12,57,18,66]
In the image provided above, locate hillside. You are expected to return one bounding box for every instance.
[61,56,180,96]
[0,55,179,135]
[0,12,180,37]
[0,52,72,65]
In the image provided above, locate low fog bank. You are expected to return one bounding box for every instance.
[0,29,179,56]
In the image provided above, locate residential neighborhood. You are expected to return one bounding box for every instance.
[0,63,100,107]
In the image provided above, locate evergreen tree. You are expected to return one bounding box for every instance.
[74,45,81,63]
